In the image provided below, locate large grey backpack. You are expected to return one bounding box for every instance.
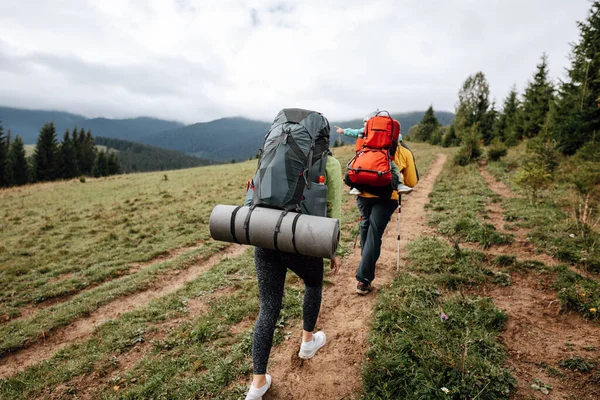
[245,108,330,216]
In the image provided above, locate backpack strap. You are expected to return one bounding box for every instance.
[291,213,301,253]
[317,150,329,177]
[273,210,289,251]
[230,206,242,244]
[243,205,255,244]
[305,144,315,189]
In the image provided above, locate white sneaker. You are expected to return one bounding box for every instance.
[349,188,362,195]
[397,184,413,194]
[298,331,326,359]
[245,374,272,400]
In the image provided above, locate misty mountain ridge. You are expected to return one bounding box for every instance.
[0,106,454,163]
[0,106,184,143]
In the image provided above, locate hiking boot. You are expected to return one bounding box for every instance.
[245,374,272,400]
[356,281,372,295]
[349,188,362,195]
[298,331,326,359]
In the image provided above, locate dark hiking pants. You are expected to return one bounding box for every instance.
[356,196,397,284]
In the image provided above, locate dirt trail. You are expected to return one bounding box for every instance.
[479,167,600,400]
[10,242,206,323]
[478,168,560,267]
[0,244,248,379]
[263,154,448,399]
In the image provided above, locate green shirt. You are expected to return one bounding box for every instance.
[325,155,342,223]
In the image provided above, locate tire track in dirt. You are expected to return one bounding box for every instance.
[479,167,600,400]
[262,154,447,400]
[0,243,248,379]
[477,167,560,267]
[44,287,241,400]
[4,241,206,324]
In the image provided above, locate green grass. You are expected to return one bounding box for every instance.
[363,268,516,399]
[486,144,600,274]
[0,160,258,321]
[0,249,304,399]
[553,267,600,320]
[426,163,513,249]
[0,142,452,398]
[23,144,110,157]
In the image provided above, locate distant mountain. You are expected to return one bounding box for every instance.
[139,117,272,162]
[140,111,454,162]
[0,106,184,144]
[95,137,217,173]
[1,106,454,163]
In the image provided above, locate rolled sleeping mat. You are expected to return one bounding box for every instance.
[209,205,340,259]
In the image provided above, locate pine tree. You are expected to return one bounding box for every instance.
[454,72,491,141]
[77,128,87,174]
[92,150,109,177]
[59,129,79,179]
[552,1,600,154]
[481,101,498,145]
[107,152,122,175]
[71,127,81,175]
[442,124,459,147]
[495,87,521,145]
[80,129,97,175]
[416,105,440,143]
[9,136,29,186]
[519,54,555,139]
[33,122,60,182]
[0,122,9,187]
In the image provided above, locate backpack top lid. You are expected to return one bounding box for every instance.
[272,108,330,142]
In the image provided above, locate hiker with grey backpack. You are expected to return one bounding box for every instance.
[241,108,342,400]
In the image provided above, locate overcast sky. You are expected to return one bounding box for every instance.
[0,0,592,124]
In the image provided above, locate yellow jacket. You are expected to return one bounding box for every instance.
[359,143,418,200]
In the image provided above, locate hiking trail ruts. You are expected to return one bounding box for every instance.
[478,167,600,400]
[6,241,206,323]
[0,244,248,379]
[475,167,560,267]
[263,153,448,400]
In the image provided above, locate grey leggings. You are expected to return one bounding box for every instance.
[252,247,324,375]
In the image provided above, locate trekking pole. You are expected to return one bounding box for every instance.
[396,194,401,272]
[396,184,413,272]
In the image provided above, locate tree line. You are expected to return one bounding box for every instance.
[0,122,121,188]
[409,0,599,163]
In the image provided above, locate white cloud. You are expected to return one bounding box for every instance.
[0,0,591,123]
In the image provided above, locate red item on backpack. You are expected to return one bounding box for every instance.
[346,149,392,187]
[345,111,401,191]
[364,114,400,148]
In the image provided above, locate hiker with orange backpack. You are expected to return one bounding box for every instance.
[337,111,418,295]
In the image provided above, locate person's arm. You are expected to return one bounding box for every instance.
[334,126,364,138]
[325,156,342,222]
[390,161,401,186]
[325,156,343,273]
[394,146,418,188]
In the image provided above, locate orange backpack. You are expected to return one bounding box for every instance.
[344,111,400,196]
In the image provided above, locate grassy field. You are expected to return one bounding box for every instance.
[0,142,447,399]
[6,141,596,399]
[362,144,599,399]
[24,144,110,157]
